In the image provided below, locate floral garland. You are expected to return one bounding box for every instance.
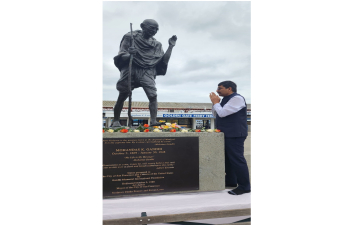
[103,122,221,133]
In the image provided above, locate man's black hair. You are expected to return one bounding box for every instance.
[218,81,237,92]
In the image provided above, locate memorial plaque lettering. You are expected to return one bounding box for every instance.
[103,137,199,197]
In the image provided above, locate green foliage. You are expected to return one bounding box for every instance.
[113,127,126,132]
[136,125,146,132]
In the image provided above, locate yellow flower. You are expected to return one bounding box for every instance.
[134,130,140,133]
[153,128,161,133]
[164,125,169,129]
[153,126,159,128]
[107,129,114,133]
[165,123,171,126]
[181,129,188,133]
[206,129,213,132]
[171,124,176,128]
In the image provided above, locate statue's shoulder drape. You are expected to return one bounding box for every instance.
[113,30,168,75]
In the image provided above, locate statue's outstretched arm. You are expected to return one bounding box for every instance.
[162,35,177,65]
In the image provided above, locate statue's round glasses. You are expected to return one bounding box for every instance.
[144,24,159,32]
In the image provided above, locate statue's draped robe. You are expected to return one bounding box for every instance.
[114,30,168,91]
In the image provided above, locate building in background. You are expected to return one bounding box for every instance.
[103,101,251,130]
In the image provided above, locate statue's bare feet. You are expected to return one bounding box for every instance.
[150,121,166,126]
[111,121,122,128]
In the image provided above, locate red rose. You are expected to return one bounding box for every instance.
[195,129,201,132]
[144,124,149,128]
[103,129,105,133]
[170,129,176,132]
[144,129,149,132]
[120,129,128,133]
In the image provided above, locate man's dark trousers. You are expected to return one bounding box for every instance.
[225,136,251,191]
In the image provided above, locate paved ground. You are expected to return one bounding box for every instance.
[153,216,251,224]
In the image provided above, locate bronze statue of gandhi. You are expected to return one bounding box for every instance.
[111,19,177,127]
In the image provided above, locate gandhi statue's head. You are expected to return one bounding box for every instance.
[140,19,159,38]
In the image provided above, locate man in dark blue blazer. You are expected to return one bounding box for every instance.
[210,81,250,195]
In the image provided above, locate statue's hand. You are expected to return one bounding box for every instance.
[128,47,137,55]
[169,35,177,46]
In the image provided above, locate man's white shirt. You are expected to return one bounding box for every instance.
[212,95,245,118]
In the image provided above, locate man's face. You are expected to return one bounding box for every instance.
[216,85,232,97]
[143,23,159,37]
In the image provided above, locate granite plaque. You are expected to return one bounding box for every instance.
[103,137,199,197]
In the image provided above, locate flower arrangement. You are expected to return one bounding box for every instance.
[103,123,221,133]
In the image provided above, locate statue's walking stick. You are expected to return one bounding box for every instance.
[127,23,134,127]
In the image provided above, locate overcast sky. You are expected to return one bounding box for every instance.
[103,1,251,103]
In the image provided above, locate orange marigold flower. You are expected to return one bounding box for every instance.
[144,124,149,128]
[144,129,149,132]
[170,129,176,132]
[120,129,128,133]
[195,129,201,132]
[215,129,221,132]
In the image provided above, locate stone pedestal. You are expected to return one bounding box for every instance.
[103,132,225,195]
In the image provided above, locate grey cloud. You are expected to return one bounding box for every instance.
[155,2,250,42]
[181,58,222,72]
